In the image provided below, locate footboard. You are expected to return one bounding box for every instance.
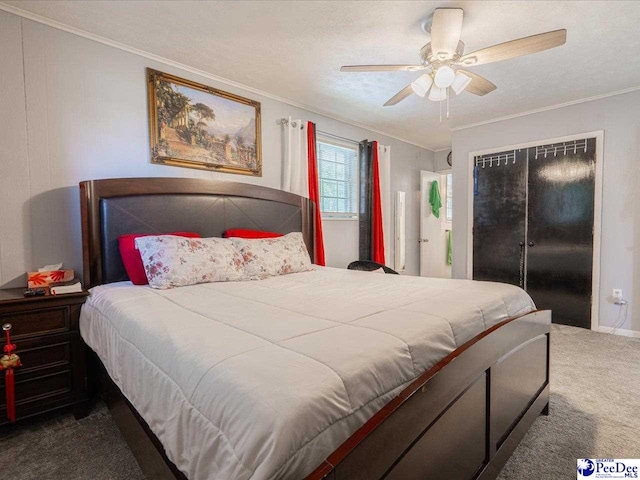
[307,310,551,480]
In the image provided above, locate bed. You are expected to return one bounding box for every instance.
[79,177,551,480]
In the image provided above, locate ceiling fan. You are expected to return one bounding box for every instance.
[341,8,566,116]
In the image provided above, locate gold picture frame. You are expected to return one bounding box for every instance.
[147,68,262,176]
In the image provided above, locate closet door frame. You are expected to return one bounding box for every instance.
[466,130,604,330]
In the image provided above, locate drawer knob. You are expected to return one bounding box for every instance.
[2,323,11,331]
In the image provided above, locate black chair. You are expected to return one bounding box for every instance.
[347,260,399,275]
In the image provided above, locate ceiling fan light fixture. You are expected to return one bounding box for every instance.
[451,71,472,95]
[434,66,455,88]
[342,6,567,120]
[410,74,433,97]
[428,86,447,102]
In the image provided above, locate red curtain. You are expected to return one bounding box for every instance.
[307,122,326,266]
[371,141,386,264]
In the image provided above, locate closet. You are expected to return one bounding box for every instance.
[473,137,597,329]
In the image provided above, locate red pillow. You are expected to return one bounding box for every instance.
[223,229,283,239]
[119,232,201,285]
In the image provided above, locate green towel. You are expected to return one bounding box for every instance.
[447,230,453,265]
[429,180,442,218]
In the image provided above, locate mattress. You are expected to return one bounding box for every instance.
[80,266,535,480]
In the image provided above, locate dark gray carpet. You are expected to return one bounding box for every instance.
[0,402,143,479]
[1,325,638,479]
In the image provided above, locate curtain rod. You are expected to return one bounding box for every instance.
[277,121,382,149]
[276,118,303,129]
[316,129,360,145]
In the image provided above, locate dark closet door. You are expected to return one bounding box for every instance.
[526,139,596,328]
[473,150,527,286]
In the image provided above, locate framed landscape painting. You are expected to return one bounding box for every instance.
[147,68,262,176]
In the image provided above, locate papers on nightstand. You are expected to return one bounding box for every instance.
[50,279,83,295]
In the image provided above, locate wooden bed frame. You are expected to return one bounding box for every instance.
[80,177,550,480]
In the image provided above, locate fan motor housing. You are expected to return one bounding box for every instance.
[420,41,465,65]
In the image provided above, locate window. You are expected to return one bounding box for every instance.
[316,138,358,219]
[445,173,453,222]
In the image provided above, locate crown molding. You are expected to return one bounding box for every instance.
[0,2,438,152]
[452,85,640,132]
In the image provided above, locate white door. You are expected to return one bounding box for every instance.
[420,171,449,278]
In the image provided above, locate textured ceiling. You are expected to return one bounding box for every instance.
[4,0,640,150]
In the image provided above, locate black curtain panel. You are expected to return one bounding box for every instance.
[359,140,373,260]
[472,138,596,329]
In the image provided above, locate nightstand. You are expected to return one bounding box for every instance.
[0,288,90,425]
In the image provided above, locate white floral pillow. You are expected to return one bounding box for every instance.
[134,235,245,289]
[230,232,313,280]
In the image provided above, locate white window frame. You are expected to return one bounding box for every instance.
[316,135,359,220]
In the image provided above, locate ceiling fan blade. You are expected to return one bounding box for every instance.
[430,8,464,58]
[458,29,567,67]
[384,84,414,106]
[456,70,496,96]
[341,65,427,72]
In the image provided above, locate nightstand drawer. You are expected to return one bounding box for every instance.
[0,306,70,339]
[0,369,73,408]
[14,334,73,375]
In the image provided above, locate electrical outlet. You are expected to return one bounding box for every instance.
[613,289,623,299]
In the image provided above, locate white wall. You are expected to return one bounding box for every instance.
[434,149,452,172]
[391,145,435,274]
[452,90,640,333]
[0,11,434,287]
[323,221,359,269]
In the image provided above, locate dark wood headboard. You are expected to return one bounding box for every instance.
[80,177,315,288]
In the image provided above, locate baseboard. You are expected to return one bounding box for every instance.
[595,326,640,338]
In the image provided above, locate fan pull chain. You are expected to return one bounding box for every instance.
[446,88,450,119]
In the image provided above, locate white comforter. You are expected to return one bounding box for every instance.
[80,266,535,480]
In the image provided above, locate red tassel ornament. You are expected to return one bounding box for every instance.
[0,323,21,422]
